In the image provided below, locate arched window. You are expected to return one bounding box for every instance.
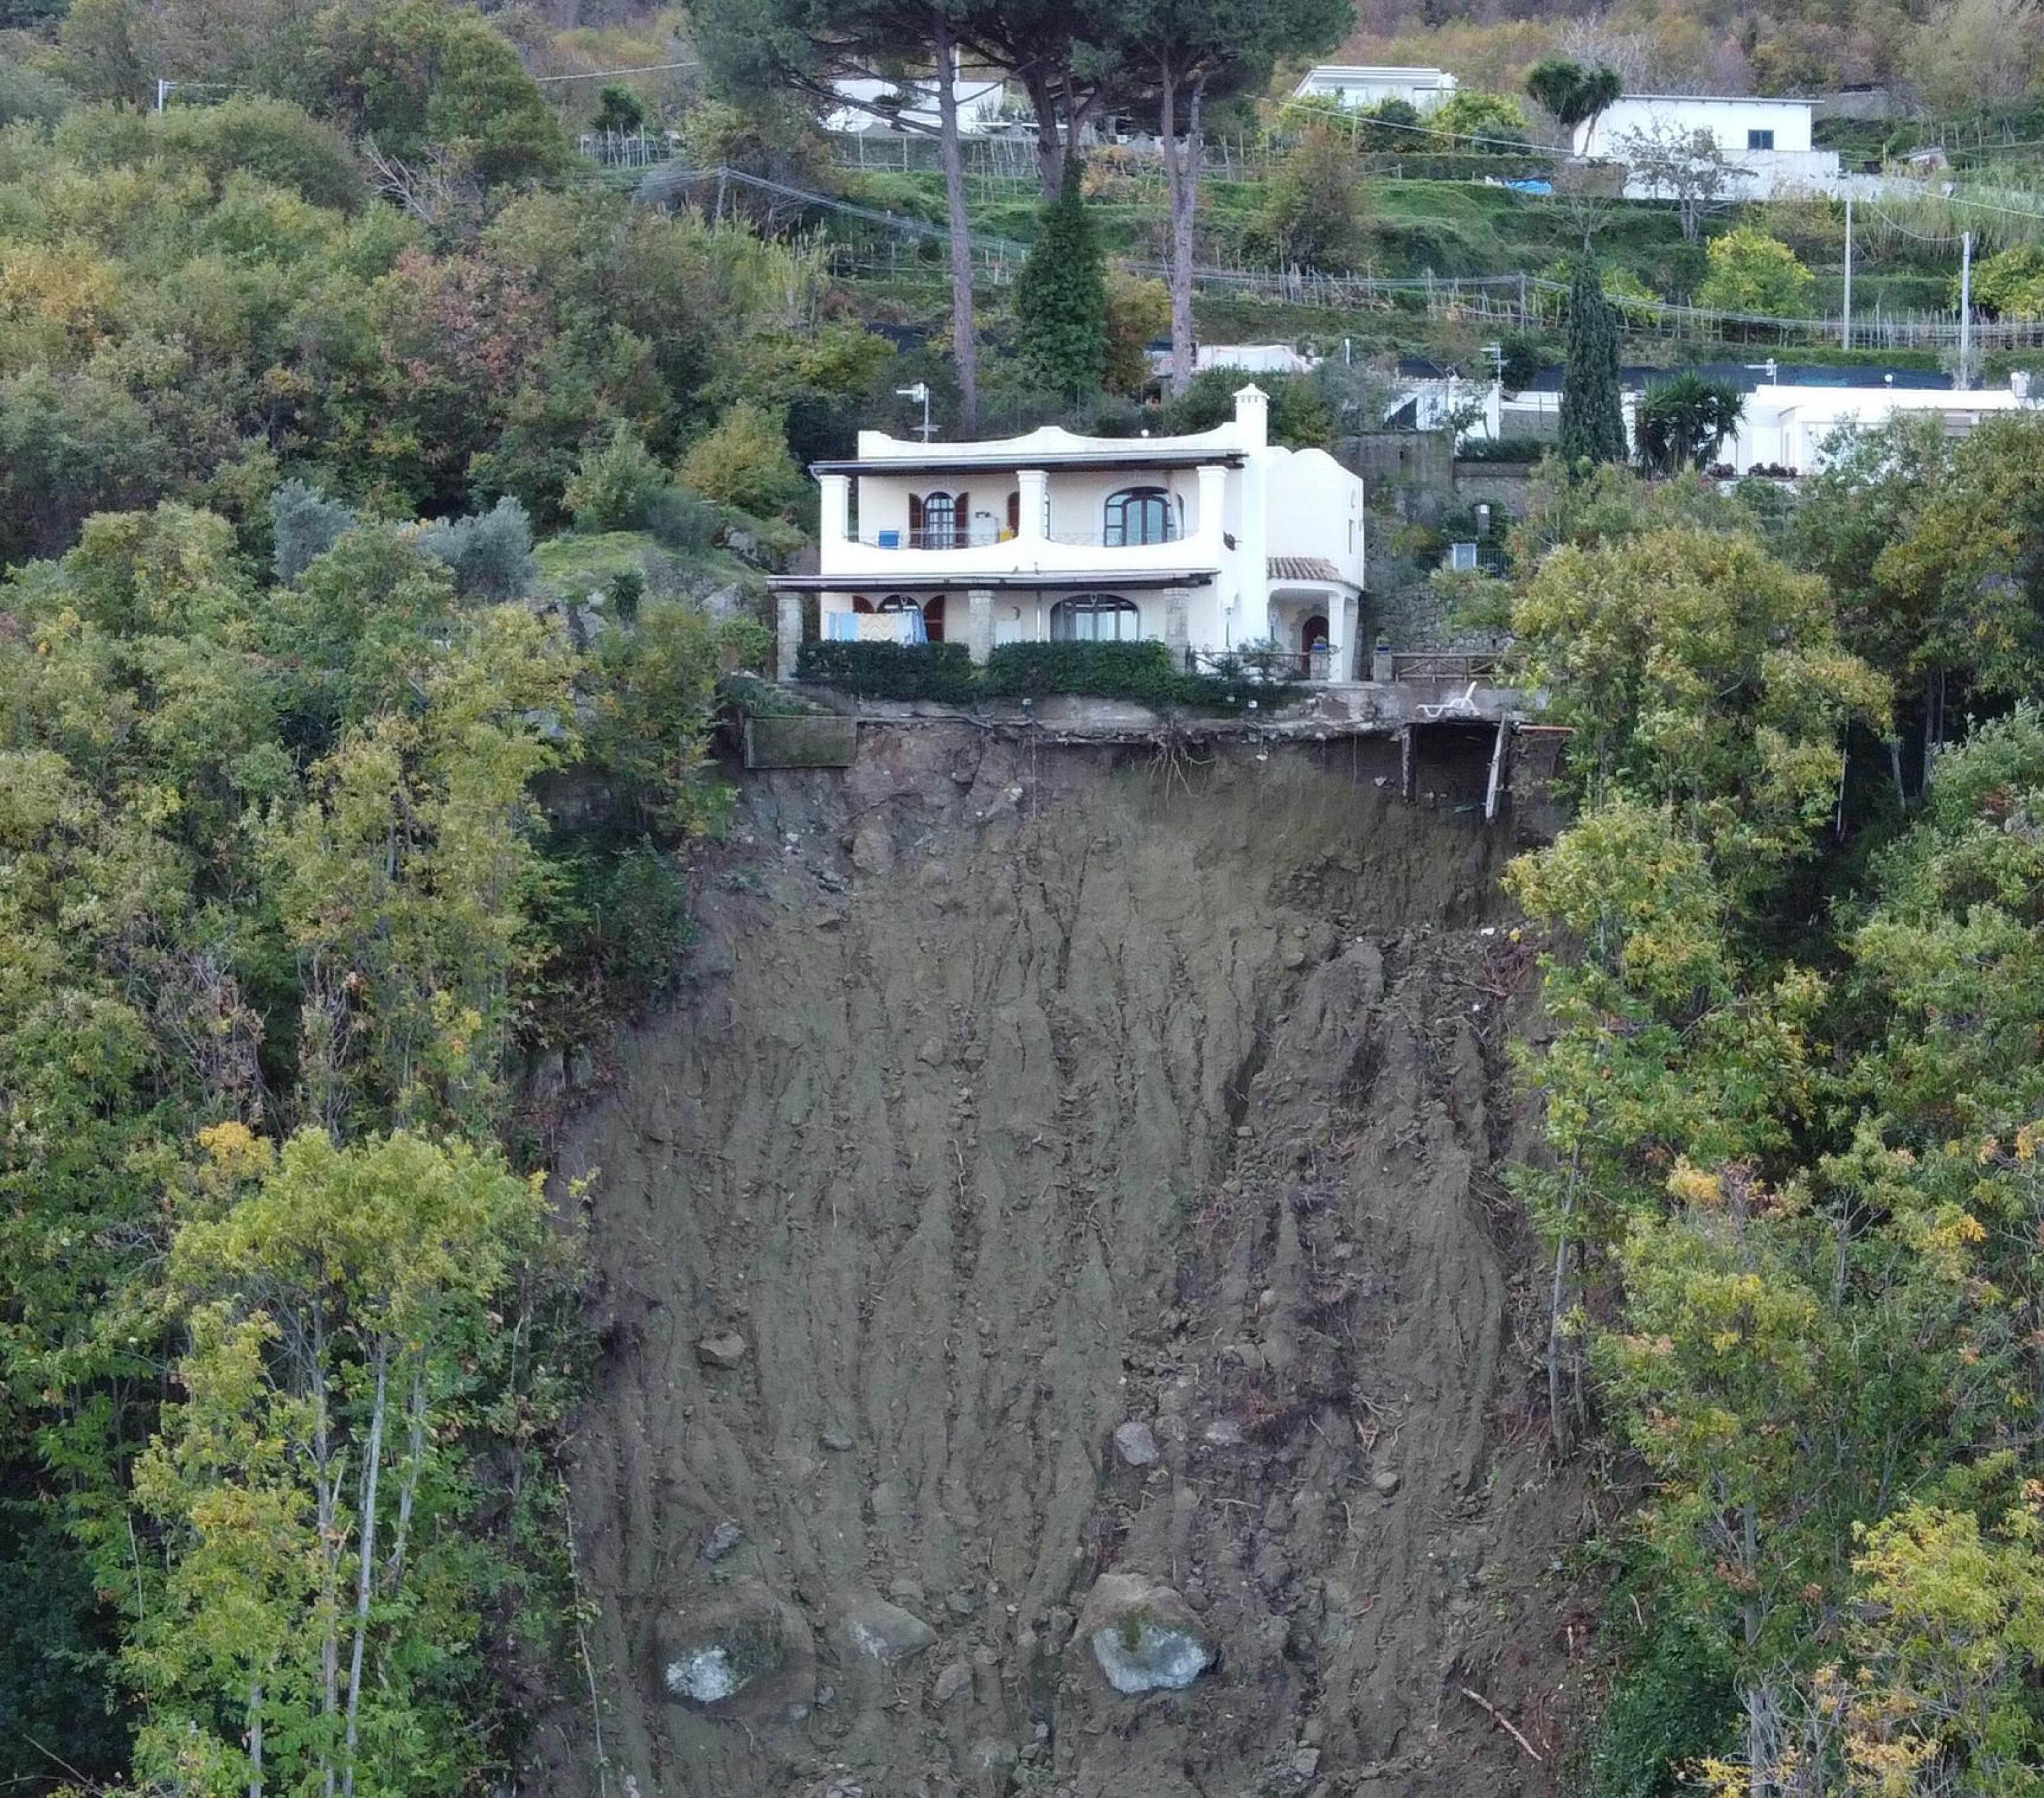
[877,594,922,614]
[1104,486,1176,546]
[1051,594,1141,641]
[910,490,962,548]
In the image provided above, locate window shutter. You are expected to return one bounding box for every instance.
[956,490,970,543]
[909,493,924,538]
[1007,491,1020,533]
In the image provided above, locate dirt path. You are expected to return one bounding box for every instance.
[535,727,1589,1798]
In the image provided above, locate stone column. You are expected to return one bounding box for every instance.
[776,590,804,682]
[966,588,995,665]
[1163,588,1191,667]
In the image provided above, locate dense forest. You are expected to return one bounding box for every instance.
[10,0,2044,1792]
[0,11,863,1791]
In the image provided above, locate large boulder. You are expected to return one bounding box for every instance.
[842,1593,939,1662]
[1075,1573,1216,1694]
[655,1581,814,1715]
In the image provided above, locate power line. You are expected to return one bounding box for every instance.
[534,59,700,84]
[1271,93,1552,157]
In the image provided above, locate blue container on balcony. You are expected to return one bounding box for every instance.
[877,528,901,548]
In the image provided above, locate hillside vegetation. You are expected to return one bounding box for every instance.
[11,2,2044,1796]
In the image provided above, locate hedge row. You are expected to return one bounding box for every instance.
[797,638,1297,711]
[794,639,977,701]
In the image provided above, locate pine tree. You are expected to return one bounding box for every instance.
[1015,163,1108,399]
[1560,255,1627,469]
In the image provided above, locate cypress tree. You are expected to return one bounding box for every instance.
[1560,254,1627,468]
[1015,162,1108,398]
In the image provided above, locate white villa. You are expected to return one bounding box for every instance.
[825,67,1008,136]
[1291,65,1459,114]
[1576,94,1842,200]
[1728,379,2036,472]
[772,385,1367,679]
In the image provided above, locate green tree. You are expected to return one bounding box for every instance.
[1353,94,1419,150]
[1634,371,1744,475]
[1523,56,1622,138]
[1560,255,1627,469]
[1014,163,1108,397]
[1961,241,2044,319]
[1105,0,1347,393]
[1103,271,1170,396]
[592,81,649,135]
[681,399,806,517]
[1256,123,1369,271]
[1430,89,1529,150]
[126,1125,562,1798]
[1695,224,1815,318]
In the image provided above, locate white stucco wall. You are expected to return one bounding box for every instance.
[1293,66,1458,113]
[1578,94,1815,158]
[1264,447,1365,588]
[1727,385,2031,472]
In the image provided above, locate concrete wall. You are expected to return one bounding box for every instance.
[1581,94,1816,156]
[1336,431,1453,491]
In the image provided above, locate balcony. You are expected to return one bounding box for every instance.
[818,463,1228,590]
[845,524,1187,552]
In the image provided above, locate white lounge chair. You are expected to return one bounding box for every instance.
[1416,680,1479,722]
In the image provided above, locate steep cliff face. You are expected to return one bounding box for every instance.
[537,725,1587,1798]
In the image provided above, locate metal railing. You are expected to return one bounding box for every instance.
[843,527,1188,550]
[1185,645,1328,681]
[1389,651,1502,683]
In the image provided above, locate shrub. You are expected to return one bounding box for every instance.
[417,496,539,600]
[1430,90,1530,150]
[983,640,1299,711]
[681,401,806,518]
[157,96,365,211]
[564,423,667,533]
[271,477,357,584]
[1254,125,1369,272]
[638,483,720,552]
[606,566,644,624]
[0,63,71,128]
[796,639,977,701]
[984,639,1181,703]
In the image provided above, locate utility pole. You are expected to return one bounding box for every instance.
[155,77,171,111]
[1841,195,1852,351]
[1959,229,1974,389]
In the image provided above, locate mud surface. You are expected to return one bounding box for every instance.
[538,725,1587,1798]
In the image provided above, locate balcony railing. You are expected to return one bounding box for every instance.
[846,528,1003,550]
[844,526,1187,550]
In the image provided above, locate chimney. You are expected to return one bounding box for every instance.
[1232,383,1269,447]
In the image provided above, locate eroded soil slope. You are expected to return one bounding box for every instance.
[538,725,1585,1798]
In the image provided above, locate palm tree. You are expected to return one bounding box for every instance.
[1524,57,1622,146]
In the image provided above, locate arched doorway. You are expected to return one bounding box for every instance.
[1301,614,1330,652]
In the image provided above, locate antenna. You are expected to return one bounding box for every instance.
[894,382,932,441]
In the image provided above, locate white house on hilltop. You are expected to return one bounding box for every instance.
[1291,65,1459,114]
[1729,379,2036,473]
[770,386,1366,679]
[1576,94,1842,200]
[825,57,1009,136]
